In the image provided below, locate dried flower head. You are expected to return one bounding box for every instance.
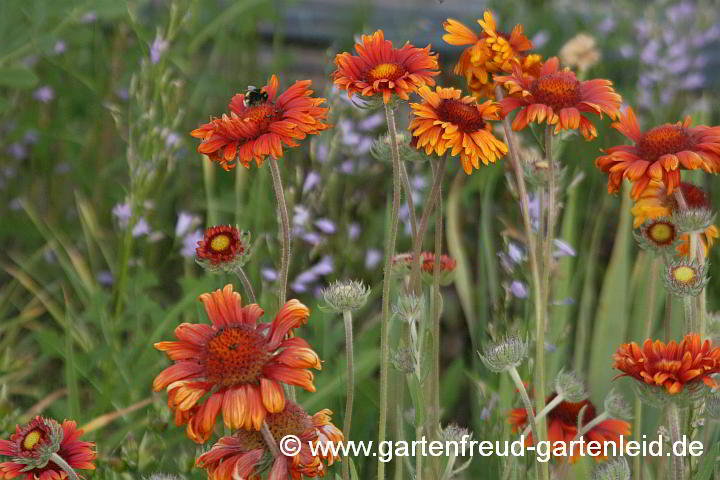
[441,423,472,444]
[195,225,251,272]
[664,258,709,297]
[479,334,528,373]
[591,456,630,480]
[321,279,370,313]
[555,370,588,403]
[558,33,601,74]
[0,417,95,480]
[391,348,415,374]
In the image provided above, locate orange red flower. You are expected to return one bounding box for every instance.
[631,181,718,255]
[393,252,457,273]
[196,225,247,265]
[153,284,321,443]
[332,30,439,104]
[409,86,507,173]
[0,417,95,480]
[613,334,720,395]
[596,107,720,198]
[190,75,330,170]
[443,11,540,99]
[497,57,622,140]
[509,394,630,462]
[196,401,343,480]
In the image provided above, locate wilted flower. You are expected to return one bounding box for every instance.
[321,280,370,313]
[479,335,528,373]
[558,33,601,74]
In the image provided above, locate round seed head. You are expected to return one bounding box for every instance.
[672,208,715,234]
[591,456,630,480]
[555,370,587,403]
[478,335,528,373]
[441,423,473,444]
[604,389,632,420]
[321,279,371,313]
[664,257,709,297]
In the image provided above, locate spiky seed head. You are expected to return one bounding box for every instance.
[555,370,587,403]
[392,294,425,324]
[391,347,415,374]
[672,208,715,234]
[371,131,428,163]
[442,423,473,444]
[633,217,680,254]
[604,389,632,420]
[591,456,630,480]
[664,258,709,297]
[478,335,528,373]
[321,279,370,313]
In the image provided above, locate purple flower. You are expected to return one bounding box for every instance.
[682,73,705,89]
[132,217,151,237]
[262,268,278,282]
[553,239,576,257]
[531,31,550,49]
[510,280,528,299]
[294,269,318,286]
[175,211,199,237]
[8,143,27,160]
[619,45,635,59]
[150,32,169,64]
[33,86,54,103]
[165,132,182,149]
[348,223,361,240]
[96,271,114,286]
[301,232,324,245]
[81,11,97,23]
[365,249,383,269]
[597,17,615,34]
[53,41,67,55]
[358,113,384,131]
[508,243,524,263]
[310,256,333,275]
[181,229,203,258]
[24,130,39,144]
[314,218,336,234]
[293,205,310,227]
[112,203,132,228]
[303,171,321,193]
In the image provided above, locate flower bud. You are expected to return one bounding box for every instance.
[555,370,587,403]
[321,280,370,313]
[664,258,709,297]
[392,294,425,324]
[604,389,632,420]
[391,347,415,374]
[591,456,630,480]
[371,131,428,163]
[479,335,528,373]
[633,217,679,254]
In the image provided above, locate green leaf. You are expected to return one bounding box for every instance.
[693,443,718,480]
[0,67,38,88]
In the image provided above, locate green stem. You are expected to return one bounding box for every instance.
[269,157,291,306]
[378,103,402,480]
[399,160,419,246]
[342,309,355,480]
[50,453,79,480]
[576,411,609,437]
[508,367,541,480]
[521,393,564,438]
[667,402,687,480]
[495,86,547,480]
[430,172,443,434]
[234,266,257,304]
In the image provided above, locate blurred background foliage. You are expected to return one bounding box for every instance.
[1,0,720,478]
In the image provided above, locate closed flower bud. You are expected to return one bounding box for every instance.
[555,370,587,403]
[604,389,632,420]
[664,258,709,297]
[391,347,415,374]
[591,456,630,480]
[321,279,371,313]
[442,423,473,444]
[392,294,425,324]
[479,335,528,373]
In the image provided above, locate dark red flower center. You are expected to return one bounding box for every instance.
[678,182,711,210]
[206,325,270,386]
[646,220,676,246]
[366,63,407,83]
[531,72,581,110]
[266,402,314,442]
[437,99,486,132]
[546,393,597,426]
[638,125,692,161]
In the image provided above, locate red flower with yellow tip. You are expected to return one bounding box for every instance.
[190,75,330,170]
[443,11,540,99]
[613,334,720,395]
[408,86,507,173]
[332,30,439,104]
[596,106,720,198]
[497,57,622,140]
[0,417,95,480]
[153,284,321,443]
[196,401,343,480]
[509,394,630,463]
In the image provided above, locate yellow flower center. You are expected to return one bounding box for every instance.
[367,63,407,83]
[672,265,697,284]
[437,99,486,133]
[638,125,691,161]
[531,72,581,110]
[647,221,675,245]
[210,233,232,253]
[206,326,271,386]
[22,430,42,450]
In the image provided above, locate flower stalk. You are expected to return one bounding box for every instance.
[269,157,291,306]
[666,402,687,480]
[507,367,541,480]
[341,309,355,480]
[261,421,282,459]
[234,266,257,304]
[50,453,79,480]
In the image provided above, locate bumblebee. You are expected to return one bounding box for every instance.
[243,86,268,107]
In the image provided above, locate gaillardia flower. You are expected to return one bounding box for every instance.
[596,107,720,198]
[510,394,630,462]
[0,417,95,480]
[408,86,507,173]
[631,181,718,255]
[613,334,720,395]
[443,11,540,99]
[190,75,330,170]
[153,284,321,443]
[332,30,439,104]
[393,251,458,285]
[195,225,251,271]
[497,57,622,140]
[196,401,343,480]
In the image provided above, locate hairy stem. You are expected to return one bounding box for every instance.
[261,421,282,459]
[508,367,541,480]
[50,453,79,480]
[399,160,419,245]
[521,393,565,438]
[342,309,355,480]
[667,402,687,480]
[234,266,257,304]
[269,157,291,306]
[378,103,402,480]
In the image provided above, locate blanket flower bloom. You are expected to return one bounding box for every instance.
[153,284,321,443]
[195,225,251,270]
[409,86,507,173]
[0,417,95,480]
[596,106,720,198]
[509,394,630,462]
[613,334,720,395]
[443,11,541,99]
[196,401,343,480]
[631,181,718,255]
[497,57,622,140]
[190,75,330,170]
[332,30,439,104]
